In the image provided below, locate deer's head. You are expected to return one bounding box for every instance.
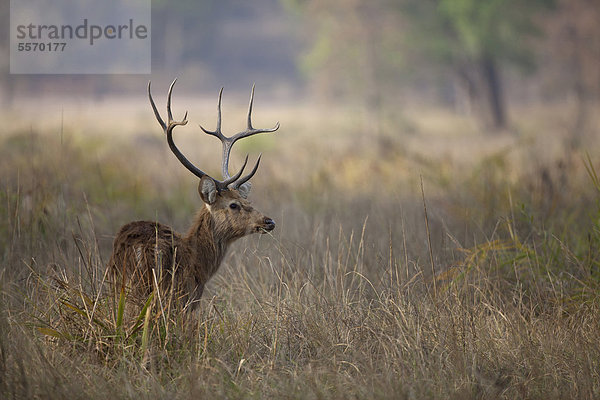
[199,180,275,241]
[149,80,277,241]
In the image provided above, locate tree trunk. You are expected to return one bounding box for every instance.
[480,55,507,129]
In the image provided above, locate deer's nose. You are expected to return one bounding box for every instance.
[263,217,275,231]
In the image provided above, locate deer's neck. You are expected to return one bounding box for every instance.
[183,206,230,281]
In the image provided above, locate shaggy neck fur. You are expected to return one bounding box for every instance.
[183,205,230,282]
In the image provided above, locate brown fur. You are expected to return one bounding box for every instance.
[107,188,274,309]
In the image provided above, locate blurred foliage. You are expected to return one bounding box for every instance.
[435,0,554,69]
[289,0,557,129]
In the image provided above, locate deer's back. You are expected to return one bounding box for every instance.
[108,220,190,299]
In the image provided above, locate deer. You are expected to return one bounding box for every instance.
[107,79,279,310]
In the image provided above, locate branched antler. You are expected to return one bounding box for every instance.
[199,84,280,190]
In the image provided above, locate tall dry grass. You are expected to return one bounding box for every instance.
[1,100,600,399]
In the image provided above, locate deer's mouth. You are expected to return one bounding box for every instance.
[257,218,275,233]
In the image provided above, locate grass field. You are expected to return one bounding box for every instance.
[1,95,600,399]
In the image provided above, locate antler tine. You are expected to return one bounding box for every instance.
[247,83,255,130]
[233,154,261,189]
[166,78,178,122]
[231,84,280,143]
[217,154,248,190]
[148,81,166,131]
[216,88,223,136]
[199,88,225,139]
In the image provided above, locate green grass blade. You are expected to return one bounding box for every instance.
[584,152,600,193]
[128,293,154,340]
[140,299,153,365]
[37,327,67,340]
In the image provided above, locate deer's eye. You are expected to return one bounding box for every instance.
[229,203,239,210]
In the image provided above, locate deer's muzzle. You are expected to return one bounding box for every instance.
[260,217,275,233]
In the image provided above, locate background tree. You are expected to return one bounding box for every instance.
[432,0,555,129]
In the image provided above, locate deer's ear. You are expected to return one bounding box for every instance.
[198,176,217,205]
[237,182,251,199]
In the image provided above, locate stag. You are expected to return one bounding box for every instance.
[108,80,279,309]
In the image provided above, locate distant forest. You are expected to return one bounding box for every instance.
[2,0,599,132]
